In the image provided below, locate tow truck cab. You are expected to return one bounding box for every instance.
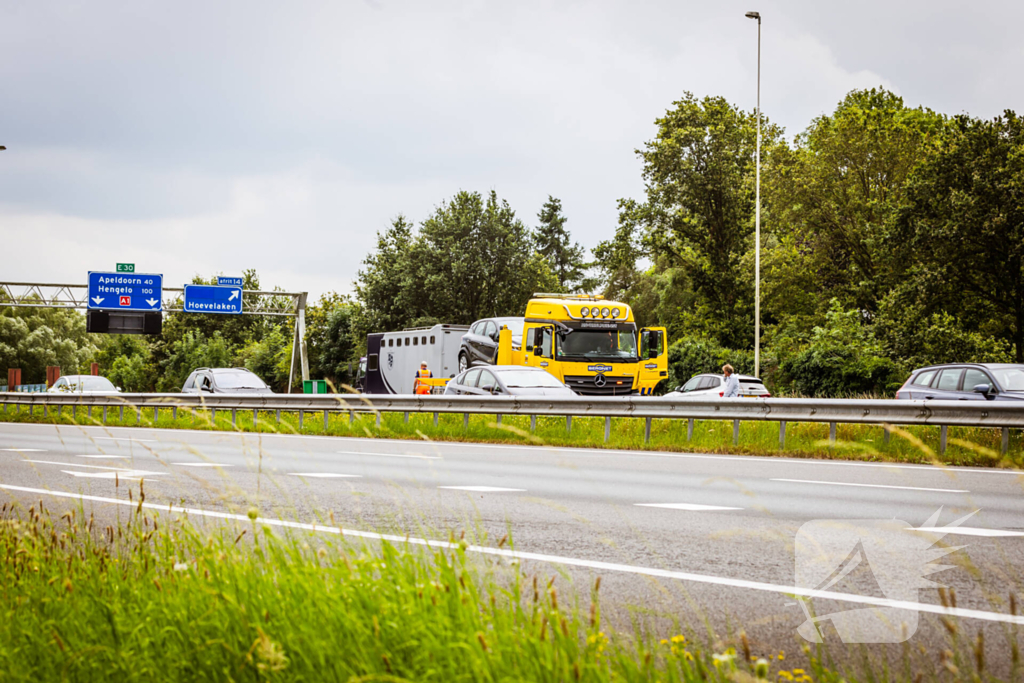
[516,294,667,395]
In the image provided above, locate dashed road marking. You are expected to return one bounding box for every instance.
[337,450,441,460]
[635,503,743,511]
[288,473,361,478]
[770,478,969,493]
[438,486,525,492]
[0,448,47,452]
[62,470,162,479]
[911,526,1024,538]
[171,463,234,468]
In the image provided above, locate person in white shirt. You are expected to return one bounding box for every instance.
[721,364,740,398]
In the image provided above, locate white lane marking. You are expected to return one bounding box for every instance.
[62,470,162,479]
[0,448,47,452]
[4,483,1024,628]
[911,526,1024,538]
[89,437,156,443]
[337,450,441,460]
[171,463,234,468]
[771,478,969,493]
[24,459,141,472]
[76,455,129,459]
[288,473,362,478]
[635,503,743,511]
[8,422,1022,476]
[438,486,525,492]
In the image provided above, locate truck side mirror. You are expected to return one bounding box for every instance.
[533,346,543,356]
[648,348,657,359]
[532,328,544,348]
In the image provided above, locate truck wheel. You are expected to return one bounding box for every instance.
[458,353,469,373]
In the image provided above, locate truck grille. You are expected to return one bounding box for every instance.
[563,375,634,396]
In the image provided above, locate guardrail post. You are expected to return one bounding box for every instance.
[1002,427,1010,455]
[87,405,92,419]
[464,413,469,430]
[433,412,439,426]
[939,425,948,455]
[883,425,890,446]
[42,404,47,418]
[829,422,836,446]
[211,408,217,424]
[299,411,304,430]
[404,411,409,424]
[172,406,177,421]
[136,406,141,425]
[566,415,572,434]
[252,409,257,429]
[530,415,536,432]
[231,409,236,428]
[604,416,611,442]
[687,418,694,441]
[779,421,786,448]
[496,414,501,425]
[154,407,159,424]
[277,409,282,424]
[732,419,739,445]
[102,406,107,424]
[119,406,124,422]
[72,405,77,422]
[348,410,353,424]
[644,417,652,444]
[375,412,381,429]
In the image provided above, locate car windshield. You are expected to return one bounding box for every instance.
[498,370,566,389]
[556,330,637,360]
[991,367,1024,391]
[215,371,268,389]
[496,319,525,336]
[78,377,116,391]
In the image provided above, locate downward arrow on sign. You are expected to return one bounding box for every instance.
[146,298,159,307]
[228,290,239,301]
[91,296,104,305]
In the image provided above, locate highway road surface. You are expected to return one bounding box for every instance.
[2,421,1023,669]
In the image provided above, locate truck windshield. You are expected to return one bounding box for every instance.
[556,330,637,360]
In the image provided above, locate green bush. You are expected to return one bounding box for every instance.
[666,336,754,390]
[782,300,899,397]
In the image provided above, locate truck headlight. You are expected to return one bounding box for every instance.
[580,306,590,317]
[612,307,621,318]
[601,307,610,317]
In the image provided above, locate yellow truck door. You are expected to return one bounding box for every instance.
[638,327,668,395]
[524,325,556,374]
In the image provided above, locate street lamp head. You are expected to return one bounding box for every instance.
[745,11,760,20]
[0,146,6,151]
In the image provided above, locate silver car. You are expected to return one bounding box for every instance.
[48,375,121,395]
[664,373,770,399]
[444,366,575,397]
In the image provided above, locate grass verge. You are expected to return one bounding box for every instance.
[0,494,850,683]
[2,402,1022,468]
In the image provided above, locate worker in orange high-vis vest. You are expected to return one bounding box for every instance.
[414,360,433,395]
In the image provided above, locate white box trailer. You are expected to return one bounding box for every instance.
[364,324,469,394]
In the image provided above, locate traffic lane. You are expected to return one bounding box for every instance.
[0,481,1019,678]
[3,449,1022,621]
[5,421,1024,497]
[5,424,1024,539]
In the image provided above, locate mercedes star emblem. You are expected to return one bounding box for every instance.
[594,374,607,387]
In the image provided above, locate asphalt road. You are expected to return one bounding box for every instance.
[2,421,1023,671]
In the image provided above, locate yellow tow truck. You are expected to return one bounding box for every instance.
[496,294,668,395]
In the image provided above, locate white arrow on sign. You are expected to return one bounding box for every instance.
[91,296,104,305]
[228,290,239,301]
[146,298,159,307]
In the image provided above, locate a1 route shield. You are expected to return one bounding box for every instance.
[183,284,243,314]
[88,272,163,311]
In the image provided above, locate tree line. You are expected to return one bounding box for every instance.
[2,87,1021,396]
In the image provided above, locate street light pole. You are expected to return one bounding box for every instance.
[745,10,761,378]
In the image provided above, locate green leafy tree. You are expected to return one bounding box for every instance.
[157,330,232,392]
[628,93,783,348]
[765,88,945,321]
[534,196,587,292]
[0,306,98,384]
[303,292,359,389]
[354,216,418,334]
[891,111,1024,361]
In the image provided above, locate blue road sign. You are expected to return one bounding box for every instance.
[217,276,243,286]
[88,272,163,311]
[183,284,243,315]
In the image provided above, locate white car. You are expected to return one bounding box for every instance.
[664,373,770,399]
[48,375,121,395]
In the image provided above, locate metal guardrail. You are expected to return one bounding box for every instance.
[1,392,1022,455]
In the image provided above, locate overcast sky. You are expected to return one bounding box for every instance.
[2,0,1022,300]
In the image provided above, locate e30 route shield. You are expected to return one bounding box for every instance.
[87,272,163,311]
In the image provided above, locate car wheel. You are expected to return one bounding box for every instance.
[458,353,469,373]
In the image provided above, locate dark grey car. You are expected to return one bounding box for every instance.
[457,317,525,372]
[895,363,1024,401]
[181,367,274,394]
[444,366,574,397]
